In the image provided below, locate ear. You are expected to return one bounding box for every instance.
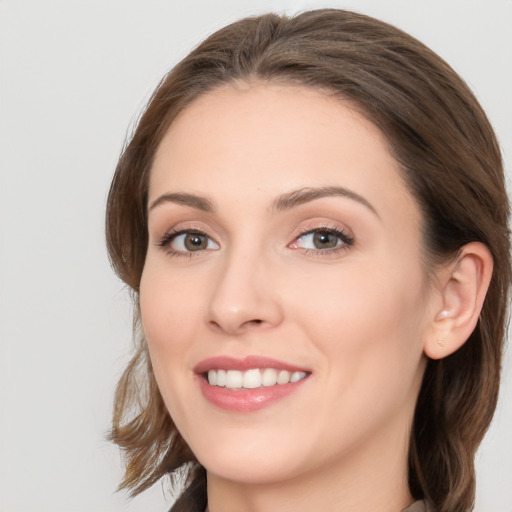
[424,242,493,360]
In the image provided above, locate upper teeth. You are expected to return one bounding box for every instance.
[207,368,307,389]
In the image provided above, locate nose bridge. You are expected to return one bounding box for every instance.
[207,241,282,334]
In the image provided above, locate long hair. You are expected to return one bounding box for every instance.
[105,9,510,512]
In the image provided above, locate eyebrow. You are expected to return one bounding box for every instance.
[273,186,379,217]
[148,192,215,213]
[148,186,378,217]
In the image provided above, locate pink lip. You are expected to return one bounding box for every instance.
[194,355,308,374]
[194,356,311,413]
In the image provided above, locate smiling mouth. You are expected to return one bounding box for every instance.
[196,357,311,412]
[206,368,309,389]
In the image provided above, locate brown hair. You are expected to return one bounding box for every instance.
[106,9,510,512]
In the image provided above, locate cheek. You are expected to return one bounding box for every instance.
[139,264,207,438]
[293,260,424,330]
[139,262,202,375]
[284,262,427,444]
[286,257,428,385]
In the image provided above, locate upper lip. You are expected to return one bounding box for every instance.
[194,355,310,374]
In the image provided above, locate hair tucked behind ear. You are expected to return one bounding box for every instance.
[106,9,510,512]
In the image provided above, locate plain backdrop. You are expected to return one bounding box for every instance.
[0,1,511,511]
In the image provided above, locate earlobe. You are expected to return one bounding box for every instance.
[424,242,493,360]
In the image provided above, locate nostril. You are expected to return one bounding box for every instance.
[246,319,264,326]
[240,318,265,329]
[208,318,266,334]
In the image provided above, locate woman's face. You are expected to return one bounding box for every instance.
[141,83,436,485]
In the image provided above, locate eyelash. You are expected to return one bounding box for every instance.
[157,228,216,258]
[156,224,355,258]
[290,225,355,256]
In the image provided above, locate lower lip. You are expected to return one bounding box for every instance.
[197,375,309,413]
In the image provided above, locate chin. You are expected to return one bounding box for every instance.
[184,425,310,485]
[200,451,301,485]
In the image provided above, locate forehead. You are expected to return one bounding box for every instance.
[153,82,390,176]
[149,82,418,224]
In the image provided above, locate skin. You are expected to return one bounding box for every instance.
[140,83,445,512]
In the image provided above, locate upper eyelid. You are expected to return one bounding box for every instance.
[293,228,354,245]
[296,225,350,236]
[153,218,355,247]
[158,226,215,242]
[157,229,220,257]
[290,221,354,240]
[154,221,218,241]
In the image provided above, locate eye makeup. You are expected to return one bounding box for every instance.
[156,227,219,258]
[288,223,354,257]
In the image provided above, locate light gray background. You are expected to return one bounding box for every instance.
[1,1,511,511]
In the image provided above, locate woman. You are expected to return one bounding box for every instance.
[105,9,510,512]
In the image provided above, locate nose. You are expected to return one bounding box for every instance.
[206,249,284,335]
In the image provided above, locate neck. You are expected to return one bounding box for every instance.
[205,419,414,512]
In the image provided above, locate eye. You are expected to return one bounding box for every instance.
[158,229,220,254]
[289,227,354,252]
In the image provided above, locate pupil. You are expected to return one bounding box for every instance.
[185,234,206,251]
[313,231,337,249]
